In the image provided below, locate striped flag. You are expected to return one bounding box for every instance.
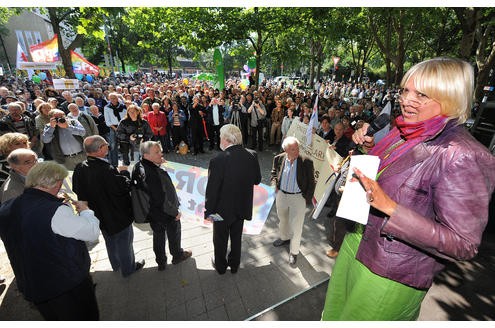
[306,95,319,146]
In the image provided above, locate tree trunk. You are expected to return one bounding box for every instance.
[454,8,479,60]
[48,8,75,79]
[167,53,173,75]
[119,56,126,73]
[385,59,392,88]
[309,42,315,88]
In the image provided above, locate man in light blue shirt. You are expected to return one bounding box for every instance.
[42,109,86,170]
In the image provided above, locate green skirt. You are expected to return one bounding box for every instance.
[321,227,427,321]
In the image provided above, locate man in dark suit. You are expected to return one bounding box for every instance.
[72,135,145,277]
[270,136,315,266]
[205,124,261,274]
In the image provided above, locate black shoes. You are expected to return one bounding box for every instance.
[211,257,226,275]
[157,264,166,271]
[289,254,297,266]
[172,250,192,265]
[135,259,145,271]
[273,239,290,247]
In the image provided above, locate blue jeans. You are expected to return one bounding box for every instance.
[107,129,119,167]
[102,225,136,277]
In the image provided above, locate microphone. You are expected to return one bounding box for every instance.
[348,113,390,149]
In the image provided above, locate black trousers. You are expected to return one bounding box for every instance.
[35,275,99,320]
[240,115,249,147]
[250,124,264,151]
[213,219,244,273]
[171,126,187,148]
[190,122,205,154]
[150,218,182,265]
[119,141,136,165]
[208,124,221,150]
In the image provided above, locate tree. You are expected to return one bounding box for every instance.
[0,8,23,73]
[367,8,425,86]
[454,8,495,100]
[125,8,193,75]
[46,8,86,79]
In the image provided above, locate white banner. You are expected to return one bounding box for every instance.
[53,79,79,90]
[18,62,57,70]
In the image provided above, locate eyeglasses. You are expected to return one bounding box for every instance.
[397,88,434,107]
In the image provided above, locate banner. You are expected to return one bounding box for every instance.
[71,51,100,76]
[213,48,225,91]
[18,62,57,70]
[30,34,60,63]
[53,78,79,90]
[162,161,275,235]
[285,119,342,213]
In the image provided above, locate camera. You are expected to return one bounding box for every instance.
[254,98,260,104]
[56,117,66,124]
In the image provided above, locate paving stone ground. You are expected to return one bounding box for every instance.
[1,146,493,321]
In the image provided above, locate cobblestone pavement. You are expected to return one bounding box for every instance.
[1,145,493,320]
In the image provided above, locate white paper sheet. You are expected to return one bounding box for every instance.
[335,155,380,224]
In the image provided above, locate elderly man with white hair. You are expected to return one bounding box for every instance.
[205,124,261,274]
[270,136,315,266]
[0,161,100,320]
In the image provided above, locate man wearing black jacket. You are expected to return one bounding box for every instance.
[73,135,145,277]
[205,124,261,274]
[138,141,192,271]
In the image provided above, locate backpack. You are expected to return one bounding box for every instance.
[130,161,150,223]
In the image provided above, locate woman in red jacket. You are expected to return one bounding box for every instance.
[145,103,170,153]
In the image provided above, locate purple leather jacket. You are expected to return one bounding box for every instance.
[356,121,495,289]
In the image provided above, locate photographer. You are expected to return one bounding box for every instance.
[247,95,266,151]
[116,105,153,166]
[42,109,87,170]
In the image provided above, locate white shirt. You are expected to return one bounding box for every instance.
[212,104,220,126]
[51,204,100,242]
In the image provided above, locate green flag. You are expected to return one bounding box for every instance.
[213,49,225,91]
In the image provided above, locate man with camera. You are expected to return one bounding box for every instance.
[247,95,266,152]
[42,109,86,170]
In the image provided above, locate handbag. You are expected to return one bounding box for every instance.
[130,161,150,223]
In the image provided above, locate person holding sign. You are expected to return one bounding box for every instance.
[322,58,495,320]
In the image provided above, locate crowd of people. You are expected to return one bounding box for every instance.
[0,57,494,321]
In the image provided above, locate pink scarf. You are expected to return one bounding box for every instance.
[370,115,449,173]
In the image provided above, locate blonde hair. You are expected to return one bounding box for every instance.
[0,132,30,156]
[26,161,68,189]
[401,57,474,124]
